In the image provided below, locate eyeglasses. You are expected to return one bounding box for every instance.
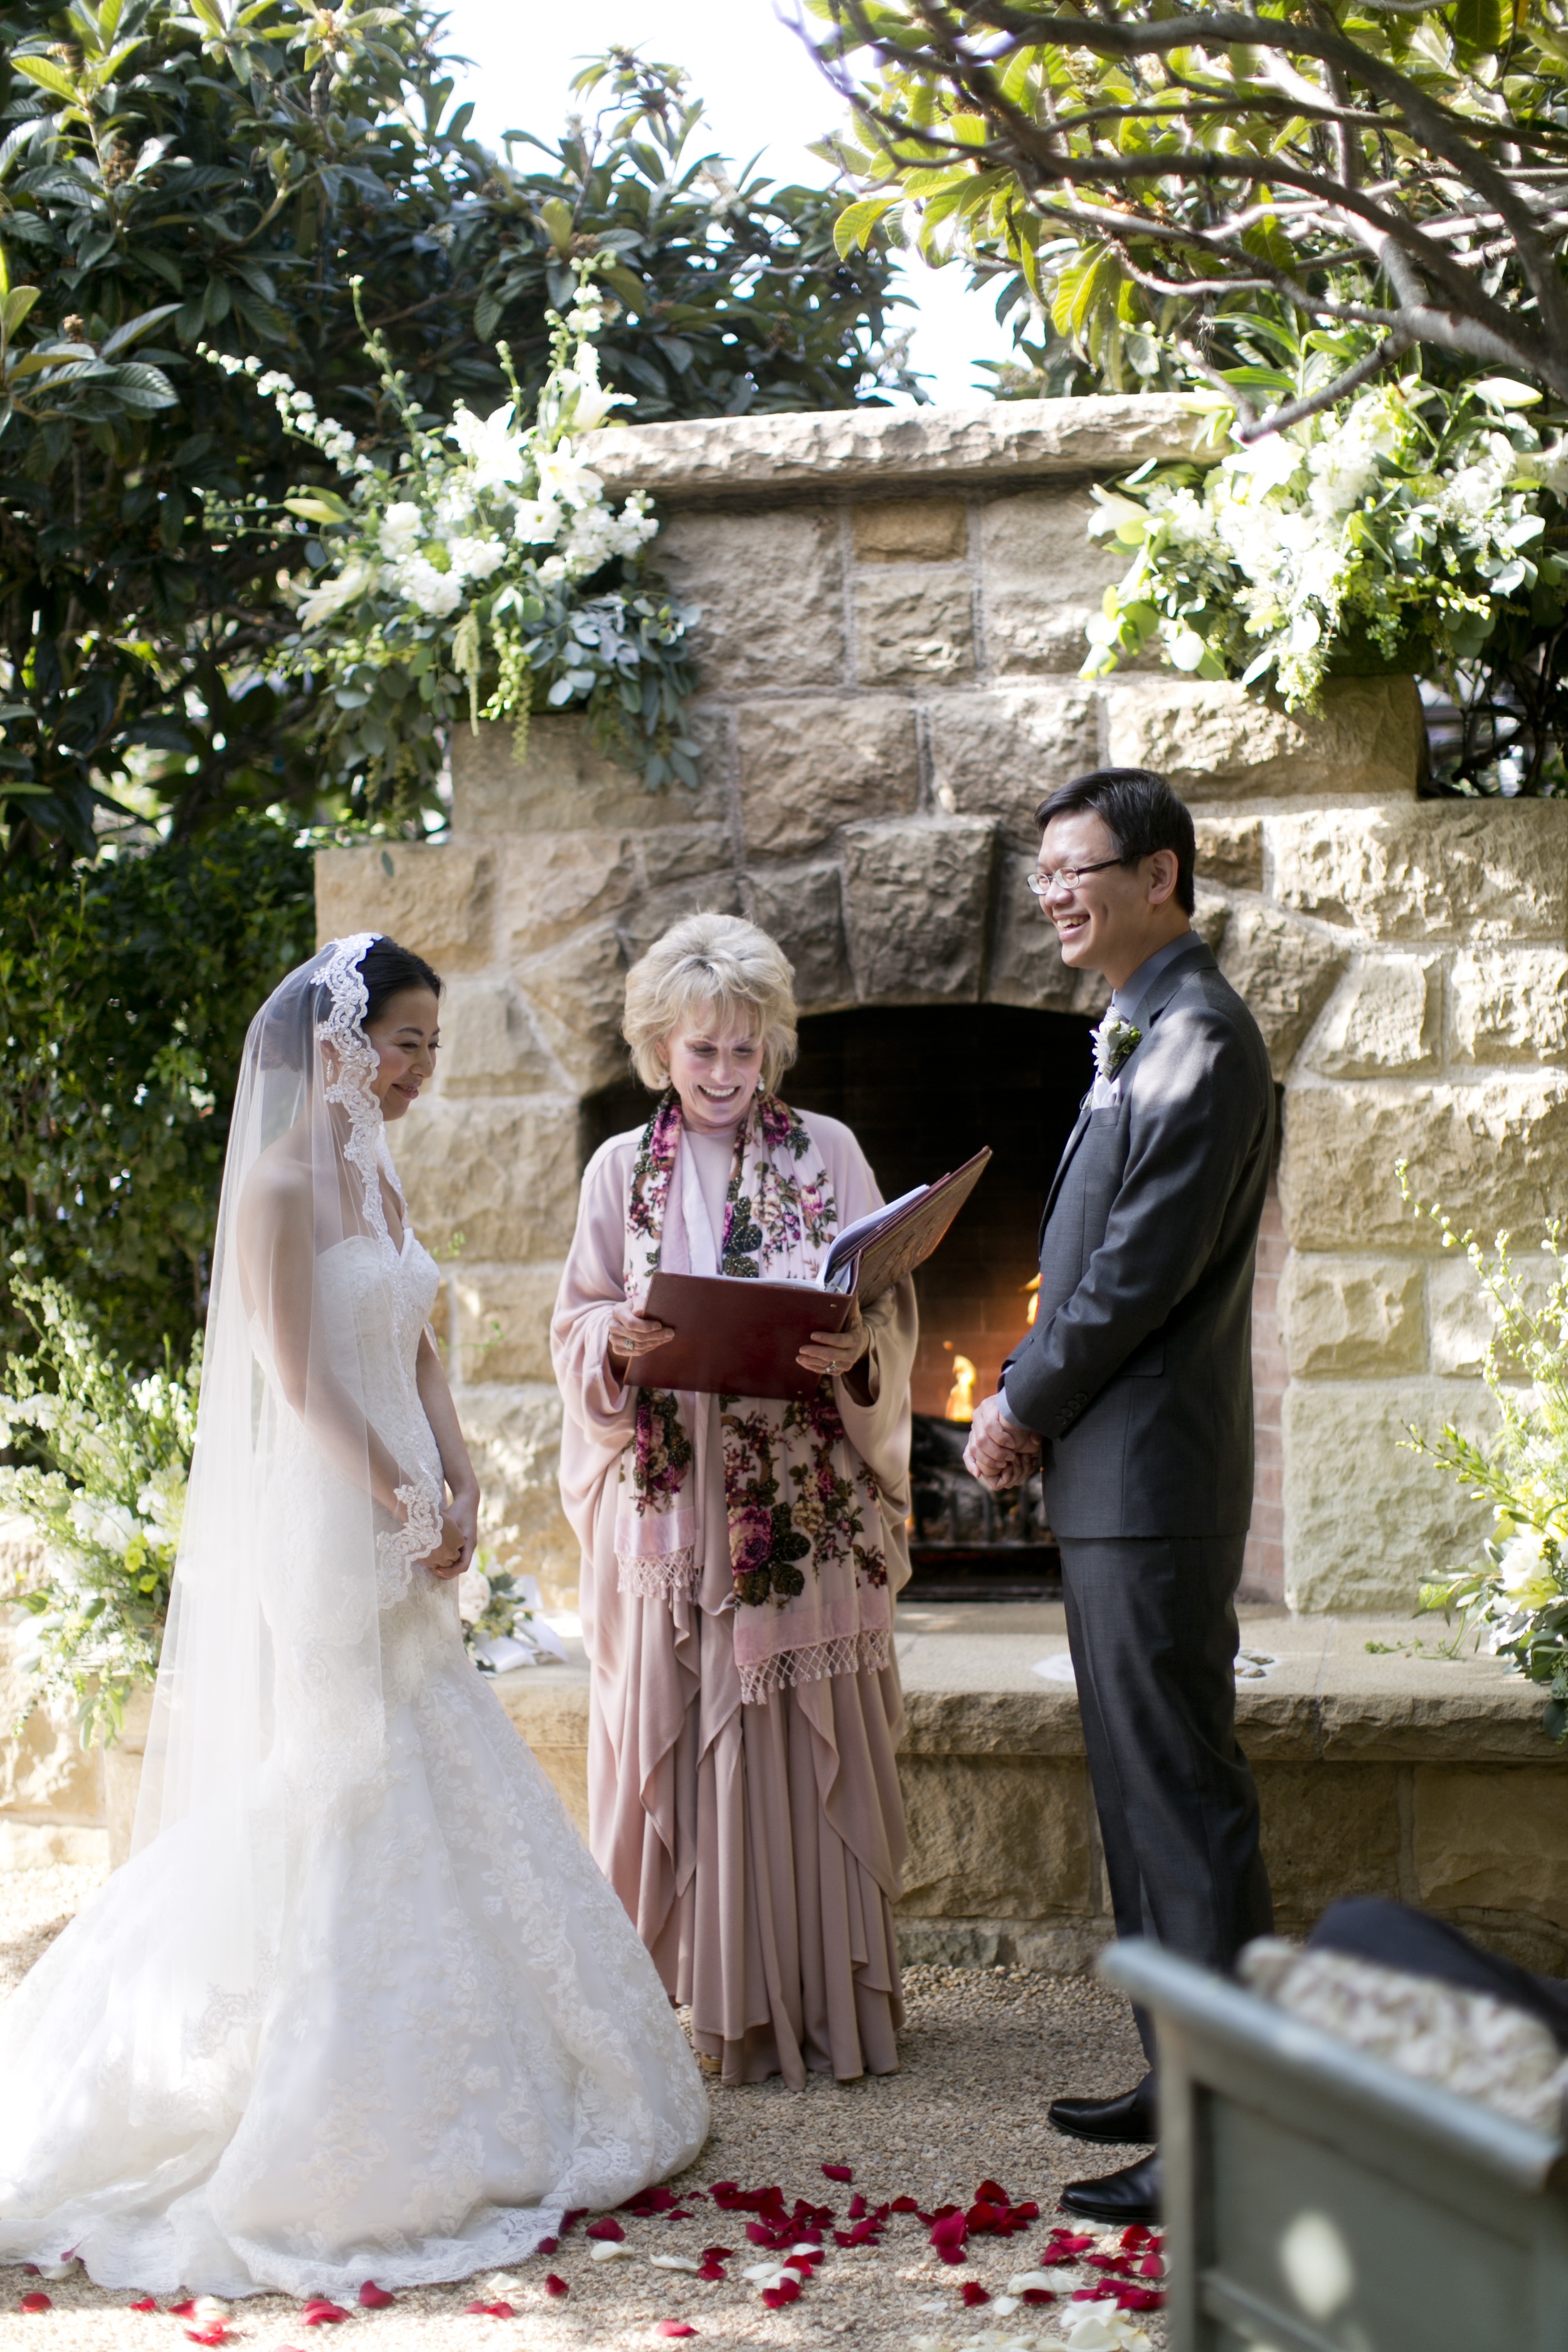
[1026,858,1124,898]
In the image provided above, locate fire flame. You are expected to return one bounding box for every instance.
[945,1353,978,1423]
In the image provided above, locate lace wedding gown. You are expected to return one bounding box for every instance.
[0,1221,708,2299]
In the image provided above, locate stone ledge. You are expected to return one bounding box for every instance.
[492,1604,1566,1771]
[579,396,1205,503]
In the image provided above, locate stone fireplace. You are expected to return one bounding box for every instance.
[313,395,1568,1622]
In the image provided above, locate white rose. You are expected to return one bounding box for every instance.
[447,534,506,583]
[1496,1527,1559,1609]
[378,502,425,559]
[512,498,562,545]
[394,554,463,618]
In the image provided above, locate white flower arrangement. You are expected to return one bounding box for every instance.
[1401,1168,1568,1739]
[199,265,700,814]
[1084,374,1568,722]
[455,1552,568,1674]
[0,1278,199,1745]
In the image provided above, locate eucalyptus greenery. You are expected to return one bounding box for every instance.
[1,1274,198,1745]
[1084,367,1568,792]
[1402,1174,1568,1743]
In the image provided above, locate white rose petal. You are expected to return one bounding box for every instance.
[590,2240,636,2262]
[378,501,424,559]
[1007,2272,1057,2294]
[649,2254,701,2272]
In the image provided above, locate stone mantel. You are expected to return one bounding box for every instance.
[579,393,1208,504]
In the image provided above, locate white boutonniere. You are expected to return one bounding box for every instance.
[1093,1009,1142,1083]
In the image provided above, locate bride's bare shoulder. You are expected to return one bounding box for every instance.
[238,1130,312,1242]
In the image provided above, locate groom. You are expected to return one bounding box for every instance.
[966,766,1274,2225]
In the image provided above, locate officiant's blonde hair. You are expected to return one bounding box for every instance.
[624,912,798,1092]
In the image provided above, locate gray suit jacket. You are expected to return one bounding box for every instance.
[1002,940,1273,1539]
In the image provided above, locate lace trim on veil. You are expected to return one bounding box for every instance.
[317,935,442,1608]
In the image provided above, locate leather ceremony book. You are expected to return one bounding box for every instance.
[638,1146,992,1401]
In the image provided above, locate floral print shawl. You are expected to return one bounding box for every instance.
[615,1091,891,1705]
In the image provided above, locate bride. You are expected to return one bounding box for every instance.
[0,935,707,2300]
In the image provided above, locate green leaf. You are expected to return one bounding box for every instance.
[833,196,897,258]
[1450,0,1508,48]
[13,54,80,102]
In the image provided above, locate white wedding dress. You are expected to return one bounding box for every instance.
[0,939,707,2299]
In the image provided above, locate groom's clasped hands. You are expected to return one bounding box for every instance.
[963,1391,1041,1493]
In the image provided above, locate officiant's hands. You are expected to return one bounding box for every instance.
[798,1296,869,1380]
[607,1304,674,1385]
[965,1392,1042,1492]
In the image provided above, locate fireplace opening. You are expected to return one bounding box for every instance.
[579,1004,1094,1602]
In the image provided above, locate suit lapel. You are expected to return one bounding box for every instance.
[1038,940,1216,1241]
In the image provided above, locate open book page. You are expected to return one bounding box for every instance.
[822,1187,926,1293]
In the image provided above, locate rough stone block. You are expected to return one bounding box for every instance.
[394,1098,580,1261]
[315,842,494,972]
[1308,955,1441,1077]
[504,832,637,958]
[657,508,845,694]
[852,498,967,563]
[928,684,1100,849]
[1217,903,1348,1078]
[613,873,744,964]
[854,573,975,684]
[1283,1380,1496,1613]
[1415,1765,1568,1930]
[516,923,631,1096]
[0,1610,103,1823]
[1195,814,1264,892]
[580,394,1206,501]
[1428,1254,1551,1380]
[842,817,997,1004]
[1278,1254,1426,1377]
[736,696,919,859]
[437,978,556,1096]
[1105,676,1424,801]
[455,1264,563,1385]
[1254,1762,1403,1925]
[458,1383,581,1606]
[744,862,854,1011]
[1273,803,1568,943]
[451,715,726,837]
[896,1752,1096,1918]
[978,489,1123,674]
[986,850,1088,1014]
[638,824,738,891]
[1451,948,1568,1064]
[1280,1075,1568,1253]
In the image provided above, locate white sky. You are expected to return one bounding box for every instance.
[437,0,1017,407]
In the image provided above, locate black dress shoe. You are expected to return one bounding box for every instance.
[1048,2077,1156,2145]
[1060,2151,1161,2226]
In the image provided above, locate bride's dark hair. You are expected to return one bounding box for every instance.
[358,936,443,1028]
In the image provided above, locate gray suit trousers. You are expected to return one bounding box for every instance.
[1060,1533,1273,2059]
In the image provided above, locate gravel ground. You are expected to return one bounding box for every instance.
[0,1867,1164,2352]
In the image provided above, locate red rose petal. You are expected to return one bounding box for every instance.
[536,2237,559,2257]
[960,2282,990,2308]
[358,2283,395,2309]
[186,2329,228,2346]
[585,2217,625,2242]
[300,2303,350,2326]
[170,2302,198,2319]
[1022,2288,1057,2304]
[656,2328,697,2341]
[976,2178,1010,2205]
[19,2294,51,2314]
[821,2163,853,2183]
[701,2247,734,2261]
[889,2195,919,2214]
[1140,2253,1165,2278]
[544,2277,569,2299]
[696,2264,726,2283]
[1118,2287,1166,2312]
[21,2267,39,2278]
[129,2299,158,2313]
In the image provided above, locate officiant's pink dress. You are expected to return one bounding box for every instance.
[552,1108,916,2087]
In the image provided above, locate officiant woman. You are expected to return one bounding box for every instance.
[552,912,916,2088]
